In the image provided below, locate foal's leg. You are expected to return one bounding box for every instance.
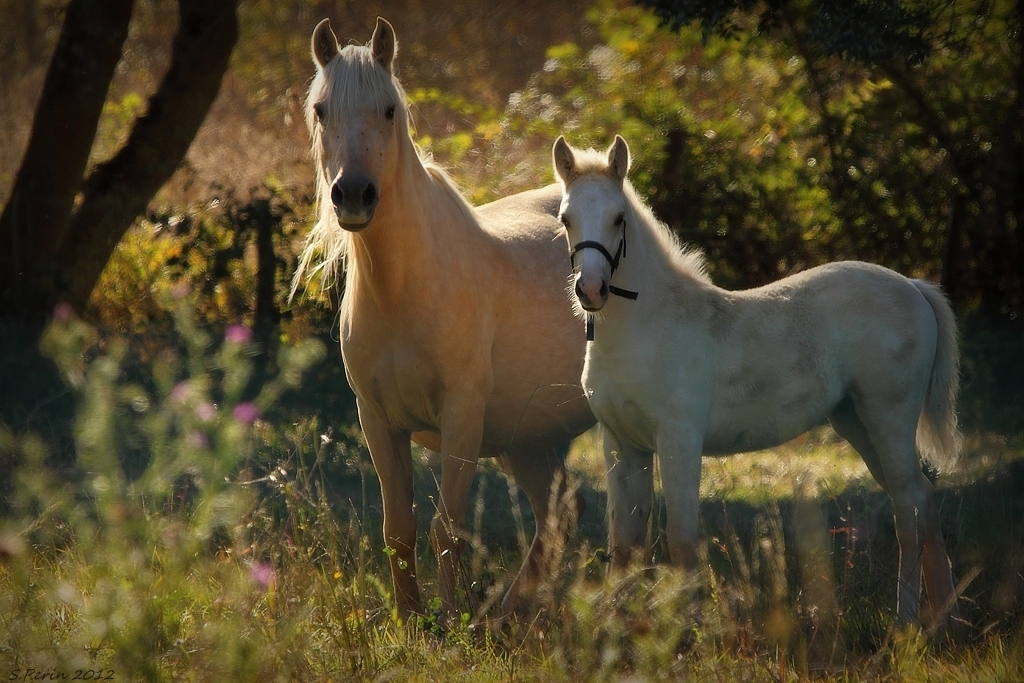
[431,399,487,621]
[655,428,704,571]
[358,400,420,619]
[828,395,889,492]
[603,427,654,567]
[858,399,956,624]
[917,474,958,624]
[498,447,581,617]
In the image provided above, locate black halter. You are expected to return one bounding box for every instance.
[569,224,639,341]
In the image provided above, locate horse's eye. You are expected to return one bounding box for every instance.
[559,214,570,229]
[385,104,396,121]
[312,102,325,122]
[614,213,625,227]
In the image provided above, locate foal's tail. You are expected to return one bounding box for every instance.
[913,280,963,472]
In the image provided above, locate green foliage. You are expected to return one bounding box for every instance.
[2,297,326,679]
[639,0,935,64]
[89,184,357,434]
[479,0,841,287]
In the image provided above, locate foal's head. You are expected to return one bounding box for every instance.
[553,135,631,312]
[307,18,408,231]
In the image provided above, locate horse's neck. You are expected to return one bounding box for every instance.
[346,156,475,310]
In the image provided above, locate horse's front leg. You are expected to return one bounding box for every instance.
[655,427,704,570]
[603,426,655,567]
[431,394,488,622]
[357,399,420,620]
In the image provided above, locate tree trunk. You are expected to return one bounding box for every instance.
[0,0,238,479]
[0,0,134,320]
[59,0,240,311]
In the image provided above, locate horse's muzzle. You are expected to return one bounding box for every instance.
[575,277,608,311]
[331,174,379,230]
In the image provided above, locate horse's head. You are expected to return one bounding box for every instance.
[553,135,632,312]
[307,18,407,231]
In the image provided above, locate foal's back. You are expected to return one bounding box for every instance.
[694,261,939,454]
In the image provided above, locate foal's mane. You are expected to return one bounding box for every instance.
[291,40,476,298]
[569,148,710,285]
[622,181,710,284]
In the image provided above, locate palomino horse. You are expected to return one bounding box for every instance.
[551,135,961,625]
[291,18,594,621]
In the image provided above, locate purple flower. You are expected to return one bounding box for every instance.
[250,562,275,590]
[225,324,251,344]
[195,402,217,423]
[169,382,190,404]
[170,281,190,300]
[53,302,73,322]
[232,402,260,424]
[185,431,209,449]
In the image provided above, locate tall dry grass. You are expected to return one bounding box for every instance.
[2,301,1023,681]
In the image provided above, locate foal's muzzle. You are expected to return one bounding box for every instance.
[575,275,609,311]
[331,173,379,230]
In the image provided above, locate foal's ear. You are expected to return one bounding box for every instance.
[607,135,630,182]
[311,18,339,69]
[371,17,398,73]
[552,136,577,185]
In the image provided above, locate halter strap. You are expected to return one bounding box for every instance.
[569,234,639,301]
[571,239,623,273]
[569,224,639,341]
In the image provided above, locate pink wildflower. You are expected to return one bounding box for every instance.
[53,302,73,322]
[225,324,251,344]
[250,562,276,590]
[169,382,189,404]
[185,431,209,449]
[232,402,260,424]
[195,402,217,423]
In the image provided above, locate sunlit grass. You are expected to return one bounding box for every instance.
[568,425,873,502]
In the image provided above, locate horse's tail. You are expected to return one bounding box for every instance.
[913,279,962,472]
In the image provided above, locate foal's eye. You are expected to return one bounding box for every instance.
[385,104,396,121]
[559,214,570,229]
[614,213,625,227]
[312,102,325,122]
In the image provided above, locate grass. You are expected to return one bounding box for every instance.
[568,424,875,502]
[2,309,1024,681]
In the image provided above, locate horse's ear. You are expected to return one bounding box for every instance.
[552,136,577,185]
[607,135,630,182]
[311,18,339,69]
[371,17,397,73]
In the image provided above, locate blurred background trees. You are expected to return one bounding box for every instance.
[0,0,1021,462]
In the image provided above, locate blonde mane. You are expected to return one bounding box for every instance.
[291,40,476,298]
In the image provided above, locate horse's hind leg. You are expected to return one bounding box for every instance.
[856,399,956,624]
[431,401,487,622]
[918,478,958,624]
[498,447,582,617]
[828,396,889,492]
